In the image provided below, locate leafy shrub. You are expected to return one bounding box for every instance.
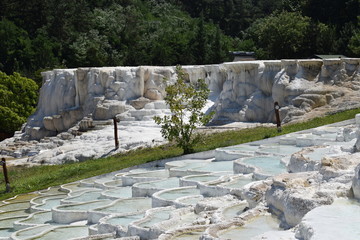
[0,72,38,134]
[154,66,213,154]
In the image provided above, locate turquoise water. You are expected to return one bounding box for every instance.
[102,186,132,199]
[242,156,286,175]
[166,160,207,169]
[320,133,338,140]
[222,178,253,189]
[57,199,112,211]
[193,161,234,172]
[14,225,53,238]
[183,175,222,183]
[303,147,332,161]
[34,197,64,211]
[173,162,208,171]
[0,217,29,238]
[0,228,15,238]
[94,198,152,214]
[138,209,171,228]
[258,144,303,155]
[218,215,280,239]
[158,187,200,201]
[0,216,28,228]
[64,190,103,202]
[103,179,123,187]
[19,211,52,225]
[107,213,144,226]
[223,145,260,152]
[32,225,89,240]
[177,195,204,206]
[135,178,179,189]
[125,170,169,178]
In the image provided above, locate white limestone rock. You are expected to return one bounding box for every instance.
[78,117,94,132]
[265,172,334,228]
[11,58,359,141]
[93,100,126,120]
[241,180,272,208]
[352,163,360,200]
[355,114,360,152]
[296,199,360,240]
[130,97,151,110]
[287,145,347,174]
[194,195,240,214]
[43,116,56,132]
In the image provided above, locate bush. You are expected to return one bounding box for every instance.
[0,72,38,134]
[154,66,213,154]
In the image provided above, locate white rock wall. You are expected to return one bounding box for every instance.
[352,114,360,200]
[23,59,360,140]
[355,114,360,152]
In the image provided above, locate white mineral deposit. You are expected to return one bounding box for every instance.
[1,59,360,239]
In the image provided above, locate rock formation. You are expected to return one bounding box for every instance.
[352,114,360,199]
[21,58,360,140]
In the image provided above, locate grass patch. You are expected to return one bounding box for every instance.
[0,108,359,200]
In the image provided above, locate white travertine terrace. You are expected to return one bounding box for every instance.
[0,118,360,239]
[1,60,360,239]
[1,58,360,164]
[22,58,360,140]
[351,114,360,199]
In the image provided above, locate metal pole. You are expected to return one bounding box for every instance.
[1,158,10,192]
[274,102,282,133]
[113,117,119,149]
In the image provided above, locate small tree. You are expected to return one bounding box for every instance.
[154,66,213,154]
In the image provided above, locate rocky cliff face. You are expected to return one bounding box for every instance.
[24,59,360,140]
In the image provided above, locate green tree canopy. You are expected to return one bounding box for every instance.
[0,19,33,75]
[0,72,38,134]
[245,11,312,59]
[0,0,359,77]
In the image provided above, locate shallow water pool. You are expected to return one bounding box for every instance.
[157,187,200,201]
[135,178,180,190]
[257,144,303,155]
[242,156,287,176]
[218,215,280,239]
[107,213,144,226]
[138,209,172,228]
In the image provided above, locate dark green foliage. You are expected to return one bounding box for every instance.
[0,72,38,134]
[194,13,207,64]
[245,11,312,59]
[0,19,34,75]
[0,0,359,77]
[1,0,234,75]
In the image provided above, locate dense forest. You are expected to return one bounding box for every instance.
[1,0,359,80]
[0,0,359,136]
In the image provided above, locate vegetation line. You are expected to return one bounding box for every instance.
[0,108,359,200]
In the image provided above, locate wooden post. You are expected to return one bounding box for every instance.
[1,158,10,192]
[113,117,119,149]
[274,102,282,133]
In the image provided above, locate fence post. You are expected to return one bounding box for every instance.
[113,117,119,149]
[274,102,282,133]
[1,158,10,192]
